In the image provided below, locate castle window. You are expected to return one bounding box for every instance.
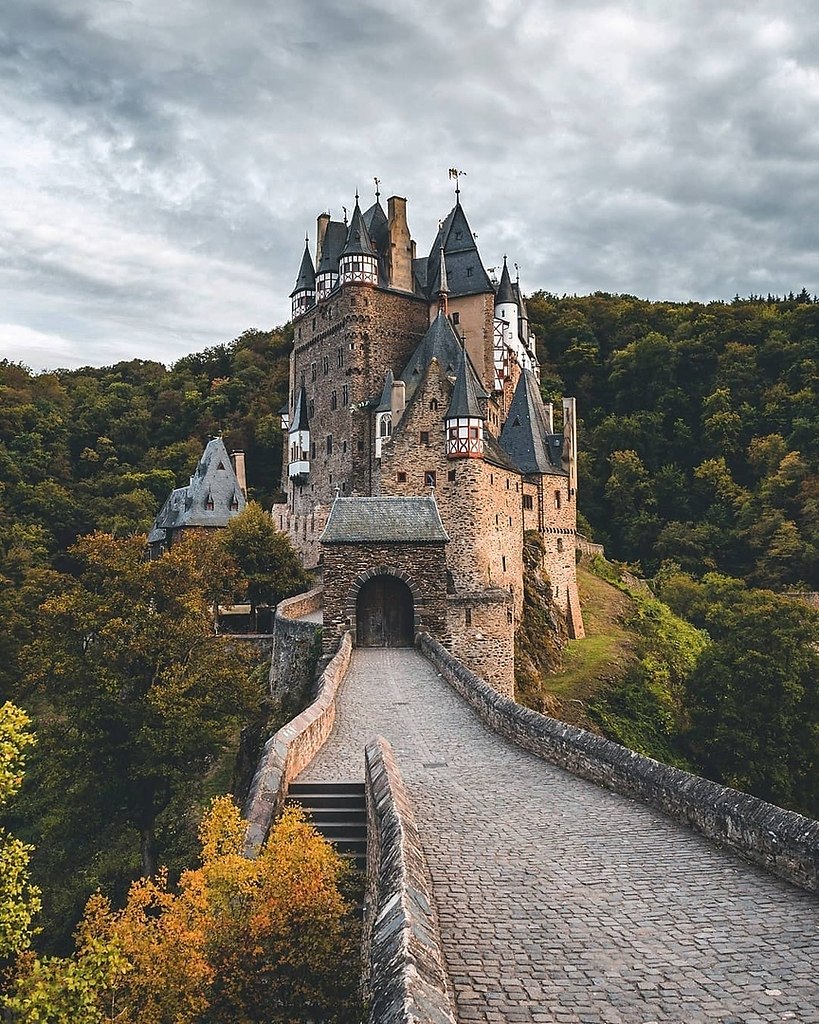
[309,400,315,417]
[448,469,456,482]
[451,312,460,325]
[430,399,438,411]
[502,556,507,572]
[331,390,338,410]
[507,608,514,624]
[337,348,343,368]
[465,607,472,626]
[466,266,473,277]
[312,318,316,329]
[523,494,533,510]
[380,415,392,438]
[326,435,333,455]
[557,538,564,552]
[205,494,214,511]
[323,356,329,375]
[397,472,407,483]
[230,496,239,511]
[342,384,349,405]
[420,431,429,445]
[555,490,562,509]
[358,441,364,452]
[506,479,510,489]
[425,471,437,488]
[311,442,316,459]
[343,440,347,454]
[311,362,317,381]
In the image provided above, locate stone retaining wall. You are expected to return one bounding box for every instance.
[575,533,604,557]
[268,586,323,698]
[418,632,819,892]
[363,737,457,1024]
[242,631,352,855]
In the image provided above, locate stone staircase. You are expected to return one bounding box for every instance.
[286,780,367,874]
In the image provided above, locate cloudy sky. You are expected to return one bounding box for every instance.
[3,0,819,371]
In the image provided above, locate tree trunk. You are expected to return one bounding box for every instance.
[140,826,158,878]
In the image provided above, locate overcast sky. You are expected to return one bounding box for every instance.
[3,0,819,371]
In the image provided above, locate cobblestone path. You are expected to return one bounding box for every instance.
[300,649,819,1024]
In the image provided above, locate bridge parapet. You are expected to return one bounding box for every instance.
[418,632,819,892]
[363,737,457,1024]
[243,630,352,856]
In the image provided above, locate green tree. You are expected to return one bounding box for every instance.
[685,581,819,815]
[221,503,309,628]
[23,533,258,878]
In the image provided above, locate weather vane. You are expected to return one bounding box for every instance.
[448,167,467,199]
[342,205,348,225]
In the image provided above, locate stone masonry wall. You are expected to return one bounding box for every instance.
[418,633,819,892]
[268,586,323,699]
[270,503,328,569]
[243,631,353,855]
[321,541,448,655]
[446,590,515,697]
[378,360,525,617]
[289,283,429,517]
[363,736,457,1024]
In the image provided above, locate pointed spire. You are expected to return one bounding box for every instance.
[446,345,485,421]
[376,369,394,412]
[289,237,316,297]
[496,255,516,305]
[290,384,310,433]
[341,196,377,258]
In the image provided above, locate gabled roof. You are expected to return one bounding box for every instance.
[496,257,516,305]
[499,370,566,476]
[147,437,246,543]
[290,384,309,433]
[290,240,315,297]
[425,203,493,299]
[376,369,394,413]
[321,496,449,544]
[341,200,377,258]
[317,221,347,276]
[398,311,488,407]
[446,347,485,420]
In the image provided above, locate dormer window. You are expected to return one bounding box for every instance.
[230,496,239,511]
[205,494,215,511]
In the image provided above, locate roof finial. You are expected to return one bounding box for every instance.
[342,205,348,226]
[515,261,520,283]
[305,232,309,248]
[374,176,381,202]
[354,188,359,205]
[448,167,466,204]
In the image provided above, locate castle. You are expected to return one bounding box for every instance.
[272,184,584,695]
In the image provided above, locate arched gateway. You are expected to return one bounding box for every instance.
[356,574,414,647]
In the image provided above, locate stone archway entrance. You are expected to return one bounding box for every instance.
[356,575,414,647]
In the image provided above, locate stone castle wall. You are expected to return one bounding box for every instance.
[268,586,323,700]
[446,589,515,697]
[270,504,328,569]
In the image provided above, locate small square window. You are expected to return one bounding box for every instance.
[397,471,407,483]
[420,430,429,444]
[425,471,437,488]
[523,494,533,510]
[465,607,472,626]
[447,469,456,482]
[451,312,460,325]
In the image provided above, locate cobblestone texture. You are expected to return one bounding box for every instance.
[300,649,819,1024]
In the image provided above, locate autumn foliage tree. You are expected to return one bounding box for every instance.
[5,800,362,1024]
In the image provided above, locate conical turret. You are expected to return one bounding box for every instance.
[445,346,485,459]
[339,194,379,285]
[290,238,316,319]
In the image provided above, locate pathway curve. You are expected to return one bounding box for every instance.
[300,649,819,1024]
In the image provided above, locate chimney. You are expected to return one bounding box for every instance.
[231,450,247,498]
[316,212,330,269]
[390,379,406,423]
[387,196,413,292]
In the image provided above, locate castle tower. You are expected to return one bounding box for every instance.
[445,347,485,459]
[495,256,519,347]
[290,238,316,319]
[338,195,379,285]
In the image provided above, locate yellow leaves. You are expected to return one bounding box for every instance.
[0,701,35,806]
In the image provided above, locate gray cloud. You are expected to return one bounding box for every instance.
[2,0,819,370]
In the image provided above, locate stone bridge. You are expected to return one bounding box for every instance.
[297,647,819,1024]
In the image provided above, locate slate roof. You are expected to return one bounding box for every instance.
[496,257,516,305]
[290,384,309,432]
[147,437,246,544]
[513,281,528,319]
[399,311,488,407]
[446,346,485,420]
[321,496,449,544]
[376,369,394,413]
[317,221,347,275]
[341,201,377,258]
[290,240,315,297]
[424,203,494,299]
[499,370,566,476]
